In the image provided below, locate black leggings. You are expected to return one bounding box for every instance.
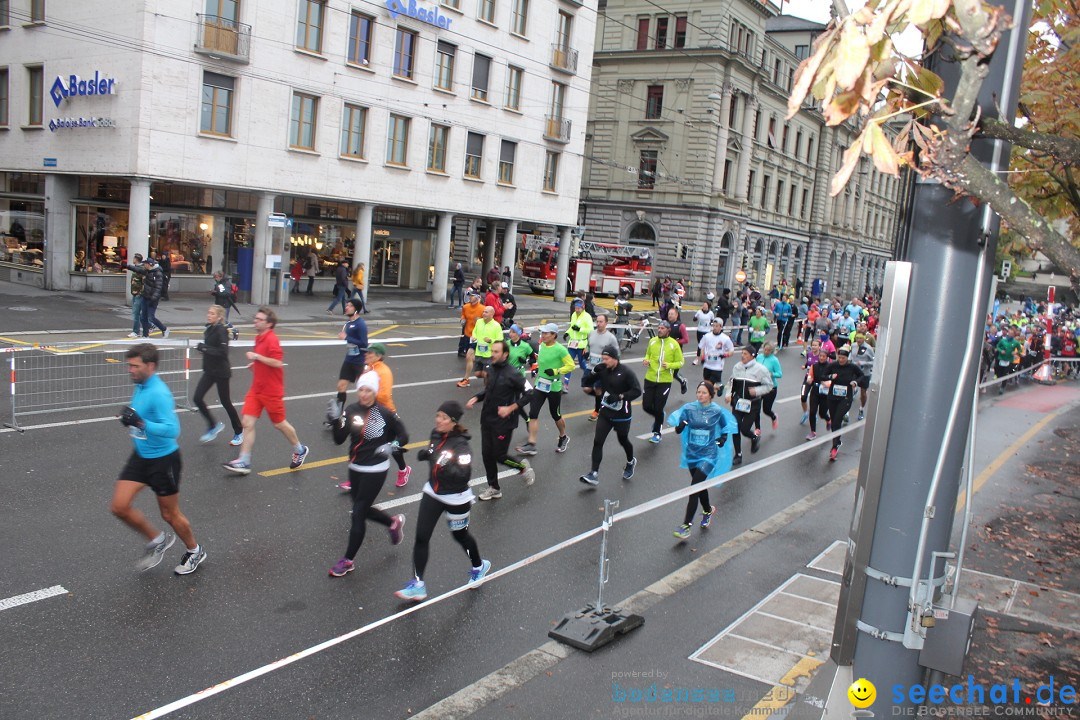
[683,467,712,525]
[761,387,778,421]
[827,396,854,448]
[730,405,759,455]
[344,469,393,560]
[591,415,634,472]
[412,493,482,580]
[192,374,243,434]
[392,446,407,471]
[808,387,830,433]
[481,424,526,490]
[642,379,672,434]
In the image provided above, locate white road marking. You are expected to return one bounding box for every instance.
[0,585,68,612]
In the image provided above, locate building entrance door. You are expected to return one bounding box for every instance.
[371,238,402,286]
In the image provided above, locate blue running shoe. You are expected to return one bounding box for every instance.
[468,559,492,585]
[395,579,428,602]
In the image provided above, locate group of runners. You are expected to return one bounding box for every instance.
[984,302,1079,389]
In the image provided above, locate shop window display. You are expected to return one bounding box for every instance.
[152,212,214,274]
[73,206,129,272]
[0,201,46,270]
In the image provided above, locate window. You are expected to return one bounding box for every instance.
[471,53,491,101]
[794,44,809,60]
[636,18,649,50]
[428,123,449,171]
[206,0,238,23]
[442,0,460,7]
[549,81,566,120]
[200,71,234,136]
[728,93,738,127]
[767,117,777,148]
[556,11,572,51]
[788,184,798,215]
[806,135,815,162]
[386,114,410,166]
[645,85,663,119]
[27,66,42,126]
[775,180,784,212]
[289,92,317,149]
[543,151,559,192]
[674,16,687,48]
[730,20,753,55]
[773,58,782,85]
[478,0,495,24]
[722,160,733,194]
[340,104,367,158]
[787,68,794,91]
[781,124,789,153]
[499,140,516,184]
[795,129,802,159]
[347,11,373,66]
[747,170,755,200]
[0,68,8,127]
[504,65,523,110]
[0,0,9,25]
[464,131,484,179]
[394,28,418,79]
[801,188,810,218]
[30,0,44,22]
[295,0,325,53]
[752,109,761,141]
[654,17,668,49]
[510,0,528,36]
[760,175,770,207]
[434,41,456,91]
[639,150,657,189]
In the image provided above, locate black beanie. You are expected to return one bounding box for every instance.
[437,400,464,423]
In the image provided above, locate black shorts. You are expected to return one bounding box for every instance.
[339,361,363,383]
[528,389,563,420]
[472,358,490,374]
[702,368,723,385]
[119,450,182,497]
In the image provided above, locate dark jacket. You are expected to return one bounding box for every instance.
[332,401,408,469]
[453,267,466,287]
[197,323,232,378]
[124,262,164,302]
[472,359,528,431]
[582,361,641,420]
[819,361,866,395]
[416,428,473,495]
[334,263,349,289]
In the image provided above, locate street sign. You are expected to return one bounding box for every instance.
[268,213,288,228]
[735,270,747,283]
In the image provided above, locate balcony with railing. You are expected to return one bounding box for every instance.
[550,44,579,74]
[544,115,571,143]
[195,14,251,62]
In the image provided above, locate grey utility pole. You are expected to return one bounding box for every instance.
[830,0,1033,714]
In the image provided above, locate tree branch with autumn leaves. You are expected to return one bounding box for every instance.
[789,0,1080,294]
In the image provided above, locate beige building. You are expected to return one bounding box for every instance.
[581,0,901,298]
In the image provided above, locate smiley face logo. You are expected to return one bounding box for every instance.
[848,678,876,708]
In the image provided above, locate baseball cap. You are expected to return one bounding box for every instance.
[501,281,508,288]
[572,299,584,307]
[540,322,559,333]
[368,343,387,356]
[658,320,672,328]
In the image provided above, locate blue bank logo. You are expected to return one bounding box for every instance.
[385,0,452,29]
[50,72,118,108]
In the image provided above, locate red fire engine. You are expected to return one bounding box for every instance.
[520,236,653,297]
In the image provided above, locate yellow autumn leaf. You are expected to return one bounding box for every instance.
[824,90,861,126]
[867,123,901,175]
[909,0,936,26]
[787,37,833,118]
[833,22,872,89]
[830,138,864,196]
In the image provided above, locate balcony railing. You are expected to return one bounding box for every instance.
[544,115,572,143]
[195,14,251,62]
[550,44,579,74]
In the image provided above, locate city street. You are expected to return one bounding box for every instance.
[2,315,1074,720]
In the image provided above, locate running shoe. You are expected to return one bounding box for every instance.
[468,559,492,585]
[478,487,503,501]
[649,433,662,444]
[395,579,428,602]
[517,442,538,456]
[701,505,717,529]
[579,470,599,486]
[174,548,207,575]
[223,459,252,475]
[290,445,310,469]
[829,446,839,461]
[858,409,865,421]
[732,453,743,466]
[231,329,240,341]
[229,432,244,446]
[162,328,171,338]
[623,457,637,480]
[388,514,406,545]
[200,422,225,444]
[136,532,176,572]
[396,466,412,488]
[337,480,352,491]
[678,377,688,395]
[556,435,570,453]
[589,411,599,422]
[126,332,140,338]
[673,524,692,540]
[751,435,760,453]
[520,460,535,486]
[800,411,809,425]
[329,558,355,577]
[772,418,779,431]
[805,431,817,440]
[456,379,470,388]
[692,359,699,366]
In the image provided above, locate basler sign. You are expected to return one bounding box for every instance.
[49,72,118,108]
[384,0,452,29]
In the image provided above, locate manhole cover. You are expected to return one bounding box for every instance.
[8,306,37,312]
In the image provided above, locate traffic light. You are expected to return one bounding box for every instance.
[674,242,684,259]
[1000,259,1012,280]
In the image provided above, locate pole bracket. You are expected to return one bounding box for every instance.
[856,620,905,643]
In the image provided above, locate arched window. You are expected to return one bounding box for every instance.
[627,222,656,246]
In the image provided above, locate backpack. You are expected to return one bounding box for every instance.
[303,255,313,271]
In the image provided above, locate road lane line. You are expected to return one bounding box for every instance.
[0,585,68,612]
[368,324,399,337]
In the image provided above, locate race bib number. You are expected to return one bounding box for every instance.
[347,345,361,356]
[818,384,829,395]
[600,393,623,411]
[589,354,601,367]
[689,428,710,446]
[832,385,848,397]
[568,340,581,349]
[706,354,720,363]
[537,377,553,393]
[129,426,147,440]
[751,330,765,340]
[997,359,1010,367]
[735,398,752,413]
[476,343,489,354]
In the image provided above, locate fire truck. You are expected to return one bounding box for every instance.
[520,236,653,297]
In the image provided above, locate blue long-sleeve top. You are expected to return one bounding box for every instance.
[759,354,783,389]
[343,316,368,364]
[129,373,180,458]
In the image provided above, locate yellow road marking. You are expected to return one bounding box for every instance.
[0,335,34,346]
[368,324,399,337]
[739,656,824,720]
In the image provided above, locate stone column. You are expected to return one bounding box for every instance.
[432,211,453,303]
[127,178,152,301]
[44,174,77,292]
[711,84,733,195]
[553,226,572,303]
[354,202,373,303]
[501,220,519,287]
[735,93,757,203]
[482,220,497,278]
[251,192,274,305]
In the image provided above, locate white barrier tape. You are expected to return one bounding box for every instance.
[978,360,1046,389]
